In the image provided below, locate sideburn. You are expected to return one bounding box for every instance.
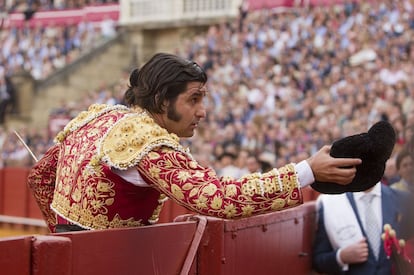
[167,102,182,122]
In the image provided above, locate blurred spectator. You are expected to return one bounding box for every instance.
[217,151,244,179]
[3,0,119,12]
[391,149,414,193]
[100,15,117,39]
[404,124,414,155]
[244,152,262,173]
[382,157,399,186]
[1,129,31,166]
[0,74,14,124]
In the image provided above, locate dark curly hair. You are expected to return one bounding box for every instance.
[123,53,208,114]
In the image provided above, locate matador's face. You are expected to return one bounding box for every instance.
[161,81,207,138]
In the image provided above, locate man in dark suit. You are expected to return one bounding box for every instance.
[312,182,412,275]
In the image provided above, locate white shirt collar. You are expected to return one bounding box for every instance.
[353,181,382,201]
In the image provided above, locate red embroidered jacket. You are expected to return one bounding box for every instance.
[27,104,303,232]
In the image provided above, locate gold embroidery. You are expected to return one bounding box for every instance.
[27,145,61,231]
[224,204,237,218]
[52,170,119,229]
[54,104,129,143]
[171,184,184,200]
[51,104,185,229]
[211,195,223,209]
[272,198,286,210]
[195,196,208,209]
[242,205,255,217]
[202,183,217,196]
[100,109,184,170]
[48,103,302,228]
[138,150,302,219]
[225,184,237,197]
[148,194,168,224]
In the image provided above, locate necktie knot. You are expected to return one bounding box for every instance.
[362,193,375,204]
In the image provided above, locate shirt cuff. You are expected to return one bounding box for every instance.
[295,160,315,188]
[336,248,349,271]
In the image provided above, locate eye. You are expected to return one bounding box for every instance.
[190,94,203,105]
[191,97,199,104]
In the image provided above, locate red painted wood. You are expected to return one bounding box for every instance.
[0,202,317,274]
[195,202,317,275]
[0,236,31,275]
[0,169,4,214]
[56,221,198,275]
[27,185,44,220]
[3,167,30,217]
[31,235,72,275]
[156,197,195,224]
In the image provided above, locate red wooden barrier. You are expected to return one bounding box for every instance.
[55,221,198,275]
[2,167,30,217]
[0,236,32,275]
[31,235,73,275]
[27,187,44,220]
[177,202,317,275]
[0,168,44,219]
[302,185,318,202]
[0,168,4,214]
[0,202,317,274]
[158,199,194,223]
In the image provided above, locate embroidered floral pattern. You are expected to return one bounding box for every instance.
[30,104,185,230]
[138,148,302,219]
[27,145,60,232]
[28,103,303,231]
[99,111,186,170]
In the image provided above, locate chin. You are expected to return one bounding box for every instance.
[181,130,195,138]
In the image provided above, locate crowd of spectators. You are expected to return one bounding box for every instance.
[0,0,119,84]
[0,0,118,127]
[1,0,118,13]
[0,0,413,186]
[0,14,117,81]
[184,0,414,182]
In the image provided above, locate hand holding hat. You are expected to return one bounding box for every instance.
[311,120,396,194]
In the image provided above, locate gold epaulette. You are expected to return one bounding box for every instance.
[98,111,183,170]
[54,104,129,143]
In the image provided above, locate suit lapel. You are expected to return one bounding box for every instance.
[381,185,396,228]
[346,192,366,236]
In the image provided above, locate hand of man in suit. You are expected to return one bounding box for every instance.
[339,238,369,264]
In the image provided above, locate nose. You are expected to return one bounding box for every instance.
[196,105,207,119]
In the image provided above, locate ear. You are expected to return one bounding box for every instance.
[155,94,168,112]
[161,99,170,113]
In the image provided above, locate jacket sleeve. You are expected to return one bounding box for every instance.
[312,204,344,274]
[27,144,60,232]
[137,147,303,219]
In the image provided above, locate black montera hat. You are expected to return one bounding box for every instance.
[311,120,396,194]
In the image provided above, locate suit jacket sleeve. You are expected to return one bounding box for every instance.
[312,204,344,274]
[27,144,60,232]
